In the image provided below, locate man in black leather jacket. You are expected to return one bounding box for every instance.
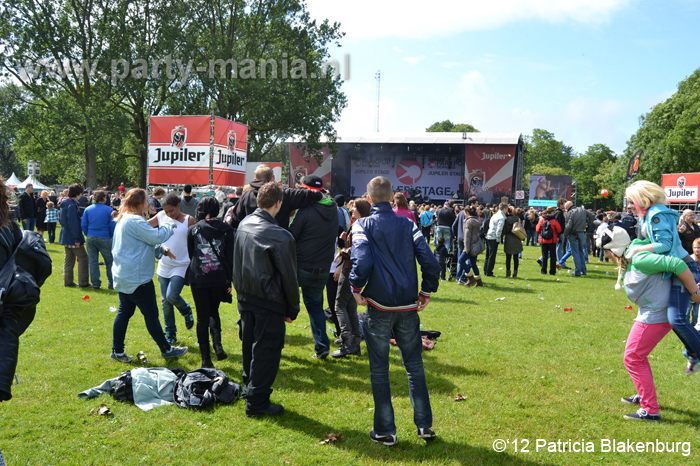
[232,182,299,417]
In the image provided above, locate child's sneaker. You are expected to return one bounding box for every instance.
[369,430,397,446]
[161,345,188,359]
[623,408,660,422]
[621,394,641,405]
[686,360,700,376]
[110,351,133,363]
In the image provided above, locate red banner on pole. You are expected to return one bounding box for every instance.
[212,117,248,186]
[148,116,211,185]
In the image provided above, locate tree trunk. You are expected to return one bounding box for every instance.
[85,144,97,189]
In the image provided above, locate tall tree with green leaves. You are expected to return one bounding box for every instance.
[0,84,24,178]
[570,143,618,208]
[622,68,700,185]
[426,120,479,133]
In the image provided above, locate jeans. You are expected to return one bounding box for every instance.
[86,236,113,288]
[526,229,537,246]
[112,280,170,354]
[568,232,588,276]
[668,260,700,358]
[435,226,451,247]
[458,253,480,280]
[421,226,432,244]
[47,223,57,243]
[556,233,567,261]
[624,321,673,415]
[297,268,330,355]
[363,304,432,435]
[157,275,192,335]
[334,268,360,338]
[21,217,36,232]
[240,302,286,411]
[505,254,519,272]
[484,239,499,275]
[454,240,464,279]
[558,244,571,266]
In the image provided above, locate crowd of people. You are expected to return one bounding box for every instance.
[3,170,700,448]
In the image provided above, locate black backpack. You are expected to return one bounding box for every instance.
[541,219,554,240]
[174,368,241,409]
[479,210,492,238]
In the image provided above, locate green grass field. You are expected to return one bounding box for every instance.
[1,238,699,465]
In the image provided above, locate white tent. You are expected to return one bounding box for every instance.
[17,175,51,191]
[5,172,22,186]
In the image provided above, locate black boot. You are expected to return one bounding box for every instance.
[332,332,359,358]
[505,270,511,278]
[210,323,228,360]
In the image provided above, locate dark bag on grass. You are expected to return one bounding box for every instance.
[112,370,134,402]
[174,368,241,409]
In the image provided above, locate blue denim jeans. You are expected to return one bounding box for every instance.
[568,232,588,276]
[454,240,464,279]
[86,236,113,288]
[557,243,571,267]
[22,217,36,231]
[297,268,330,355]
[526,229,537,246]
[157,275,192,335]
[668,260,700,358]
[363,304,432,435]
[457,252,480,281]
[556,233,567,261]
[435,226,451,247]
[112,280,170,353]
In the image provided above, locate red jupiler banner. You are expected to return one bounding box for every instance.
[212,117,248,186]
[464,144,517,204]
[148,116,212,185]
[662,173,700,203]
[289,144,332,189]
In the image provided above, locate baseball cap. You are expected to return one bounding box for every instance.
[301,175,324,190]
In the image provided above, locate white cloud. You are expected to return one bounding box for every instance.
[403,56,425,66]
[333,90,398,135]
[392,46,403,53]
[442,62,461,69]
[305,0,630,39]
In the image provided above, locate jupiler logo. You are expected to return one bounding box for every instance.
[171,125,187,148]
[227,130,237,152]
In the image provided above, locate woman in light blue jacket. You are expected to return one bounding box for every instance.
[110,188,188,363]
[626,180,700,373]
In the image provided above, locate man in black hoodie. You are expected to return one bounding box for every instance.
[229,164,322,230]
[289,175,338,359]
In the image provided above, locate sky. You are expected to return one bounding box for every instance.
[304,0,700,156]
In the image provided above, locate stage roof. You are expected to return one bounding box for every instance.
[289,132,522,145]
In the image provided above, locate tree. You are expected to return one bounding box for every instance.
[0,0,126,188]
[168,0,347,163]
[570,143,618,208]
[0,84,24,178]
[624,68,700,184]
[426,120,479,133]
[523,129,573,178]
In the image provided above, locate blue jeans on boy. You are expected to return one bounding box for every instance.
[157,274,192,335]
[86,236,113,288]
[558,244,572,267]
[363,304,432,435]
[556,233,567,261]
[112,280,170,354]
[297,267,330,355]
[526,229,537,246]
[47,222,57,243]
[568,232,588,276]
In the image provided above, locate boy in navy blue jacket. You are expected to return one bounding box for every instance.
[434,237,449,280]
[349,176,440,446]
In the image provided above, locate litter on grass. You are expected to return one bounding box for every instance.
[564,307,573,312]
[320,433,344,444]
[109,306,117,313]
[625,305,633,310]
[495,297,506,301]
[90,404,113,417]
[455,394,467,401]
[82,295,90,301]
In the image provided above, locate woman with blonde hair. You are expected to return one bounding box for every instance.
[110,188,188,363]
[626,180,700,374]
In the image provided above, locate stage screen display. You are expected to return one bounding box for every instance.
[528,175,572,207]
[464,144,516,204]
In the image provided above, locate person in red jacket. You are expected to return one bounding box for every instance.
[536,206,563,275]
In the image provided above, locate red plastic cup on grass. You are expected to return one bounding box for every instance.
[564,307,573,312]
[624,305,633,310]
[82,295,90,301]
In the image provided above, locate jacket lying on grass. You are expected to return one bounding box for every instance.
[79,367,240,411]
[624,238,689,325]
